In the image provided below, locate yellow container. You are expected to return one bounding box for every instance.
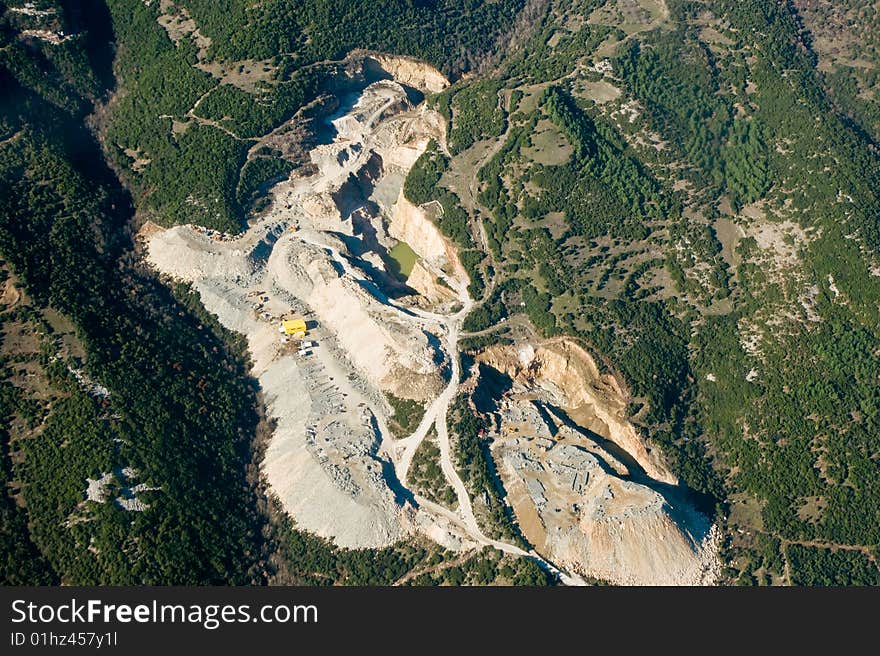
[281,319,307,335]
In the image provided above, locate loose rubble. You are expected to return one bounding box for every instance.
[144,70,466,548]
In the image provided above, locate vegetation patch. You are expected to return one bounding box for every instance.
[409,432,457,508]
[386,394,425,438]
[450,395,527,548]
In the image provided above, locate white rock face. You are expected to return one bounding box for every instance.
[144,79,459,548]
[481,339,677,484]
[389,191,466,280]
[141,62,719,581]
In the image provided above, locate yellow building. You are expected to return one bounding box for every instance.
[281,319,307,336]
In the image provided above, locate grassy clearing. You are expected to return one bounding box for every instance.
[520,119,573,165]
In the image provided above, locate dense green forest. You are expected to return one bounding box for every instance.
[0,36,265,582]
[408,432,457,508]
[450,396,528,548]
[435,79,507,154]
[180,0,524,72]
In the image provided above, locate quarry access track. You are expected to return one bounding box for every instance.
[295,228,587,584]
[145,70,588,583]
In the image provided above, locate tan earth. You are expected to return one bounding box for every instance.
[478,339,677,484]
[477,338,720,585]
[362,53,451,93]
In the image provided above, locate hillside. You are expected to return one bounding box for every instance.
[427,0,880,585]
[1,0,878,586]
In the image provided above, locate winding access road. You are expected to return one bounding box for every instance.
[296,227,586,584]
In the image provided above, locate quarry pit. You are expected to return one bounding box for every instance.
[143,55,719,584]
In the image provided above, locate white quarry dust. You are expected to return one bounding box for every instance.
[479,339,721,585]
[142,62,718,584]
[144,73,481,549]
